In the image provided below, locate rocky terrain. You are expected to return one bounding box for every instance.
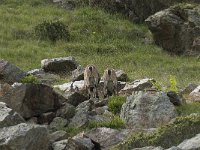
[0,0,200,150]
[0,56,200,150]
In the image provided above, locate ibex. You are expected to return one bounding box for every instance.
[84,65,100,99]
[102,68,118,97]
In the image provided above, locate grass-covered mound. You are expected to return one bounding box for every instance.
[0,0,199,87]
[112,114,200,149]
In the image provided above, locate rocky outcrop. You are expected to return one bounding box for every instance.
[49,117,69,132]
[41,56,78,73]
[0,60,27,84]
[119,78,153,96]
[0,123,49,150]
[49,131,69,143]
[115,70,128,82]
[120,91,177,128]
[0,83,64,119]
[56,103,75,119]
[71,66,84,81]
[146,4,200,55]
[0,102,24,128]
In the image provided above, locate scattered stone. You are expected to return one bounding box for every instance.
[49,117,69,132]
[38,112,56,124]
[0,102,24,128]
[167,91,183,106]
[178,133,200,149]
[0,123,49,150]
[115,70,128,82]
[0,83,63,119]
[146,4,200,55]
[41,56,78,73]
[56,103,76,119]
[52,139,68,150]
[85,127,130,149]
[49,131,69,143]
[189,85,200,102]
[71,65,84,81]
[0,60,27,84]
[120,91,177,128]
[119,78,153,96]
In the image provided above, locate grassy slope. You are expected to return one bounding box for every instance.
[0,0,199,87]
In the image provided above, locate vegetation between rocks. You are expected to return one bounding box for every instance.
[108,96,126,115]
[112,114,200,149]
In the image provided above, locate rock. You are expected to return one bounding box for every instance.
[0,83,63,119]
[71,65,84,81]
[0,123,49,150]
[49,117,69,132]
[67,92,88,107]
[85,127,130,149]
[120,91,177,128]
[38,112,56,124]
[0,102,25,128]
[52,139,68,150]
[56,103,76,119]
[93,106,108,115]
[68,100,95,128]
[0,60,27,84]
[146,4,200,55]
[181,83,198,95]
[41,56,78,73]
[178,133,200,149]
[132,146,164,150]
[53,0,76,10]
[27,68,45,75]
[167,91,183,106]
[49,131,69,143]
[189,85,200,102]
[0,83,12,97]
[166,146,181,150]
[115,70,128,82]
[119,78,153,96]
[27,117,38,124]
[67,133,95,150]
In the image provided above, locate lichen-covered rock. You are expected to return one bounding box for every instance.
[56,102,76,119]
[0,83,63,119]
[49,117,69,132]
[120,91,177,128]
[119,78,153,96]
[49,131,69,143]
[52,139,68,150]
[0,102,24,128]
[146,4,200,55]
[0,123,49,150]
[71,66,84,81]
[132,146,164,150]
[38,112,56,124]
[0,60,27,84]
[41,56,78,73]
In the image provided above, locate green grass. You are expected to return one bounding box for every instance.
[176,102,200,116]
[0,0,200,88]
[108,96,126,115]
[112,114,200,149]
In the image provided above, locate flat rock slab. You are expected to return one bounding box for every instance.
[41,56,78,73]
[189,85,200,102]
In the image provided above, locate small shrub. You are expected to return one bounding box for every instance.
[88,116,125,129]
[34,20,70,42]
[108,96,126,115]
[21,75,39,84]
[167,75,178,93]
[63,127,85,137]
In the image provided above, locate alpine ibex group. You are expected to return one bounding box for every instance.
[84,65,118,99]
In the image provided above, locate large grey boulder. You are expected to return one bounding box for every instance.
[120,91,177,128]
[0,60,27,84]
[0,123,49,150]
[49,130,69,143]
[56,102,76,119]
[178,133,200,149]
[119,78,153,96]
[49,117,69,132]
[52,139,68,150]
[0,102,24,128]
[41,56,78,73]
[0,83,63,119]
[84,127,130,149]
[146,4,200,55]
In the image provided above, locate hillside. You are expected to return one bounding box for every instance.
[0,0,199,87]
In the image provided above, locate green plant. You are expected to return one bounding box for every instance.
[88,116,125,129]
[63,127,85,137]
[176,102,200,116]
[34,20,70,42]
[108,96,126,115]
[21,75,39,84]
[167,75,178,93]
